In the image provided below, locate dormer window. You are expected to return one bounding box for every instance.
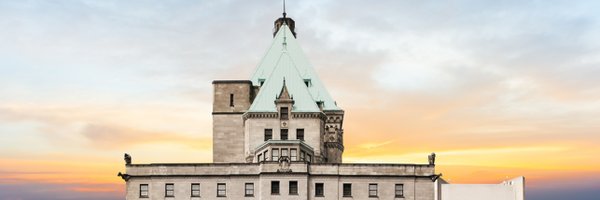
[303,79,311,87]
[280,107,289,120]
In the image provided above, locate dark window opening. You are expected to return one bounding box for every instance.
[140,184,149,198]
[296,129,304,140]
[165,183,174,197]
[369,183,378,197]
[191,183,200,197]
[229,94,234,107]
[264,129,273,141]
[280,107,288,120]
[217,183,226,197]
[271,181,280,195]
[315,183,324,197]
[395,184,404,198]
[300,151,306,161]
[343,183,352,197]
[245,183,254,197]
[281,129,288,140]
[304,79,311,87]
[289,181,298,195]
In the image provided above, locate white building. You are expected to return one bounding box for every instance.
[118,11,525,200]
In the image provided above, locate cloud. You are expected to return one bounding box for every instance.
[80,123,211,149]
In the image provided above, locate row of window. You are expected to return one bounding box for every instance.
[256,148,312,162]
[264,128,304,141]
[138,182,404,198]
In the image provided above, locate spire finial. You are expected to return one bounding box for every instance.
[283,0,287,19]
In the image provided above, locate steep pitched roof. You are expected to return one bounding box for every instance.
[248,25,342,112]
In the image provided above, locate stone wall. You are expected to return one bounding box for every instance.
[124,163,435,200]
[212,80,254,163]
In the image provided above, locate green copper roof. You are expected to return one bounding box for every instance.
[248,25,342,112]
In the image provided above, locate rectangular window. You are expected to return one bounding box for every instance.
[369,183,378,197]
[217,183,226,197]
[290,149,297,161]
[289,181,298,195]
[315,183,324,197]
[300,151,306,161]
[282,149,288,158]
[245,183,254,197]
[229,94,234,107]
[140,184,149,198]
[264,150,269,161]
[271,181,280,195]
[265,129,273,141]
[343,183,352,197]
[191,183,200,197]
[257,154,262,162]
[297,129,304,140]
[165,183,174,197]
[280,107,288,120]
[272,149,279,161]
[281,129,288,140]
[307,154,312,163]
[395,184,404,198]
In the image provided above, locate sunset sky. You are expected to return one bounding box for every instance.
[1,0,599,199]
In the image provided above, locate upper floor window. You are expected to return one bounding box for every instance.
[343,183,352,197]
[257,154,262,162]
[264,129,273,141]
[300,151,306,161]
[289,181,298,195]
[165,183,174,197]
[281,129,288,140]
[271,181,280,195]
[272,149,279,161]
[369,183,378,197]
[245,183,254,197]
[282,149,288,158]
[140,184,149,198]
[290,149,297,161]
[280,107,289,120]
[395,184,404,198]
[296,129,304,140]
[191,183,200,197]
[217,183,226,197]
[229,94,234,107]
[315,183,324,197]
[264,150,269,161]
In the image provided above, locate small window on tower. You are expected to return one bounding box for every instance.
[229,94,234,107]
[280,107,288,120]
[296,129,304,141]
[264,129,273,141]
[281,129,288,140]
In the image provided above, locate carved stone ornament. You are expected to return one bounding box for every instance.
[428,152,436,165]
[124,153,132,165]
[277,156,292,173]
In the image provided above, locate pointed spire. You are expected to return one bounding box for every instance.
[273,0,296,38]
[283,0,287,19]
[278,78,292,100]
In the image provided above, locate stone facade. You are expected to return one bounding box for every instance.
[124,163,436,200]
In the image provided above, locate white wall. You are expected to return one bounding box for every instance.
[439,177,525,200]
